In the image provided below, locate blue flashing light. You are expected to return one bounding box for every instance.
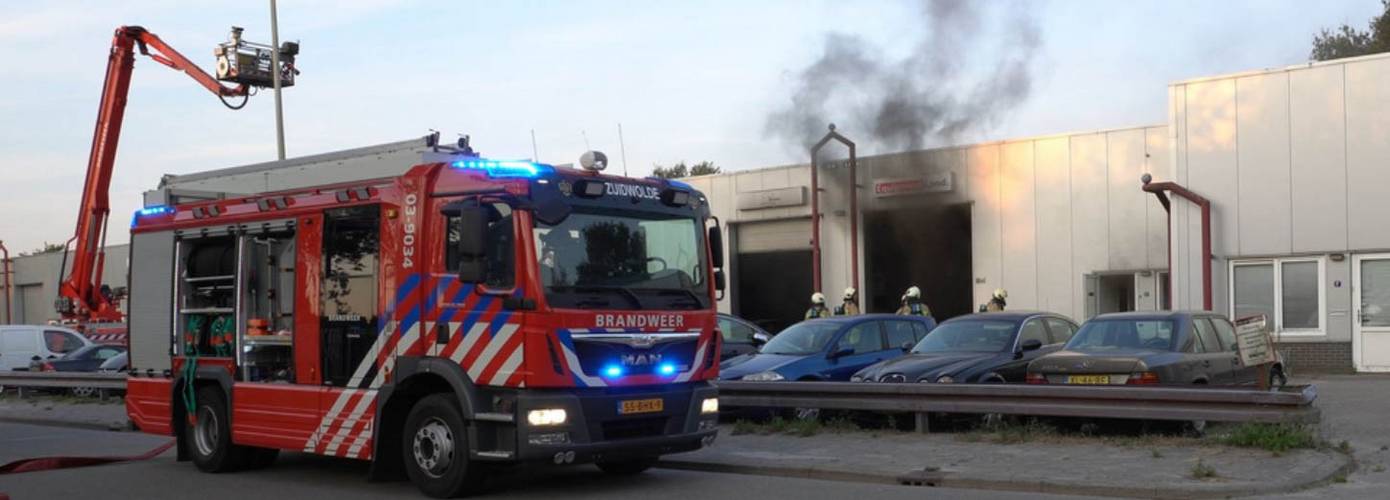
[450,159,552,178]
[657,362,677,376]
[602,365,624,378]
[130,205,175,227]
[666,179,694,190]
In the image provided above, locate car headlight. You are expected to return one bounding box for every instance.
[935,375,955,384]
[879,373,907,383]
[741,371,785,381]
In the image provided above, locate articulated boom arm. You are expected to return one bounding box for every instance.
[58,26,250,322]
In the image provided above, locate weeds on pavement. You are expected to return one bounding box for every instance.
[730,416,862,437]
[1214,423,1316,453]
[1190,459,1218,479]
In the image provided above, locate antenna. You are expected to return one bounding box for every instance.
[581,130,591,150]
[617,122,629,177]
[530,129,539,161]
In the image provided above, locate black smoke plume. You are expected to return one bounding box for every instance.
[766,0,1041,153]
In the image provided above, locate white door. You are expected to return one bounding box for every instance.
[1353,254,1390,372]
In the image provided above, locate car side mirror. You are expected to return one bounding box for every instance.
[751,333,769,346]
[1020,339,1043,352]
[455,206,489,283]
[828,346,854,359]
[900,342,915,352]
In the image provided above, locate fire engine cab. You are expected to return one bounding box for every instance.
[125,144,725,497]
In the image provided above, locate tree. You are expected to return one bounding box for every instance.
[651,161,721,179]
[19,242,66,257]
[1311,1,1390,61]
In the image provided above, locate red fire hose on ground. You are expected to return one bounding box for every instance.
[0,439,174,475]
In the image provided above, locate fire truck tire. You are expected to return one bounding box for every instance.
[188,386,249,473]
[595,457,658,475]
[403,394,485,498]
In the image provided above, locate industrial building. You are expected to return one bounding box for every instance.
[4,53,1390,373]
[686,52,1390,374]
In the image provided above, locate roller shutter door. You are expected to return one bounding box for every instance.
[736,218,811,253]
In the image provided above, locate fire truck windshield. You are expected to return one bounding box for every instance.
[534,210,709,310]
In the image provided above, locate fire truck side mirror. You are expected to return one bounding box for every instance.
[708,225,724,269]
[456,207,489,283]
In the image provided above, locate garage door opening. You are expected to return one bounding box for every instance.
[864,203,972,319]
[1085,273,1136,319]
[735,250,812,333]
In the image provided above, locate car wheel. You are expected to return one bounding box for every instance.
[188,386,249,472]
[70,386,96,398]
[403,394,485,498]
[596,456,658,475]
[1269,368,1288,390]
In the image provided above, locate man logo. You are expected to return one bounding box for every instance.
[626,334,658,349]
[621,353,662,367]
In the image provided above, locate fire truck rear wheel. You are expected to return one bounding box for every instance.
[595,456,658,475]
[188,385,248,472]
[403,394,484,498]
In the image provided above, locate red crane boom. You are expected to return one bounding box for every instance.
[57,25,293,325]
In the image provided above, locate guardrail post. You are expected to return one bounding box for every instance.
[914,413,930,433]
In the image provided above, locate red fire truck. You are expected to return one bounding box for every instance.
[125,145,725,497]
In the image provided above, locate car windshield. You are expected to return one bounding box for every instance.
[61,345,100,360]
[759,322,841,355]
[534,210,708,310]
[1066,319,1176,351]
[912,320,1016,353]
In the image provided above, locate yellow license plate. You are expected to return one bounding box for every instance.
[1067,375,1111,385]
[619,398,664,415]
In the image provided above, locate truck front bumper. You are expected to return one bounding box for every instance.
[511,381,719,464]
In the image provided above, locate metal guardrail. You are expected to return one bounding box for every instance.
[716,380,1319,426]
[0,371,127,390]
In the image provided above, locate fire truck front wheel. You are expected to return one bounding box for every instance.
[403,394,485,498]
[188,385,248,472]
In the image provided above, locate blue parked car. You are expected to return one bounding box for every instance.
[719,314,936,382]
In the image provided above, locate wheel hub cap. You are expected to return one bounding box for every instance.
[412,418,454,478]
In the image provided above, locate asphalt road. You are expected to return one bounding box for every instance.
[0,423,1083,500]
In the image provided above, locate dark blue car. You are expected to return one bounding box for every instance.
[719,314,936,382]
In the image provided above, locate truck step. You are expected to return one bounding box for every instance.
[475,450,514,460]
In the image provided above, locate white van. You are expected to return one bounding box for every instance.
[0,325,93,371]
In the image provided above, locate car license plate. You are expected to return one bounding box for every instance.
[618,398,664,415]
[1067,375,1111,385]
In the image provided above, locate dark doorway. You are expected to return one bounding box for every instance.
[735,250,812,333]
[864,204,972,320]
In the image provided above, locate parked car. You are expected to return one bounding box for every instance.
[0,325,93,371]
[718,313,773,361]
[852,311,1079,384]
[99,351,129,372]
[1026,311,1286,387]
[719,314,936,382]
[32,344,127,372]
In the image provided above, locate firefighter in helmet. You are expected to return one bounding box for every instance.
[834,287,860,316]
[896,286,931,317]
[805,292,830,320]
[982,288,1008,312]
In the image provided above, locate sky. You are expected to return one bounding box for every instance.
[0,0,1383,254]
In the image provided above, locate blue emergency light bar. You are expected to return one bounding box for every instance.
[602,365,624,378]
[130,205,175,227]
[450,159,553,178]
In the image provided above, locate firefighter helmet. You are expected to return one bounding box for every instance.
[843,287,857,299]
[905,286,921,299]
[993,288,1008,300]
[811,292,826,305]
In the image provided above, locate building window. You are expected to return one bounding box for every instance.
[1229,258,1324,336]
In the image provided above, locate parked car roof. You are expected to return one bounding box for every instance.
[1090,310,1219,321]
[941,310,1059,322]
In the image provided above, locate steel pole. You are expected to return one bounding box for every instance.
[270,0,286,160]
[0,241,10,324]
